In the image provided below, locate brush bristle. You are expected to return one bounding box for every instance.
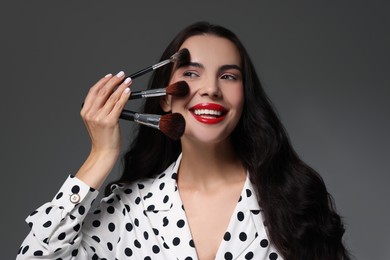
[165,81,189,97]
[159,113,186,140]
[171,48,190,63]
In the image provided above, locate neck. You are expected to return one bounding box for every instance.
[178,138,246,190]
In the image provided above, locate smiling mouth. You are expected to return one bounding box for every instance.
[189,103,228,124]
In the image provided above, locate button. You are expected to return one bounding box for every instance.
[70,193,81,204]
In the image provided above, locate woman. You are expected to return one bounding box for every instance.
[17,22,350,259]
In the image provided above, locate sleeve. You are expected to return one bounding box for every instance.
[16,175,133,259]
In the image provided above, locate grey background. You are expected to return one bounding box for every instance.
[1,1,389,259]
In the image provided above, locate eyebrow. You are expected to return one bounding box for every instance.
[176,61,242,74]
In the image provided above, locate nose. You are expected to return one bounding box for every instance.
[198,78,222,99]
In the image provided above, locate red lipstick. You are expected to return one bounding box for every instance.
[189,103,228,124]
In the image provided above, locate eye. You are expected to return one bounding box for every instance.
[220,74,237,80]
[183,71,199,78]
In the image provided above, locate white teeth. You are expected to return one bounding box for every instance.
[193,109,222,116]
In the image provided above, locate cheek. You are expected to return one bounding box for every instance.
[225,85,245,110]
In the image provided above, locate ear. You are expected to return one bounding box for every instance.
[160,96,172,112]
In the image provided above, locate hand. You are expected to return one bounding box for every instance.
[81,71,132,158]
[76,71,132,189]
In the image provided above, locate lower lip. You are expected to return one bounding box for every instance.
[190,112,226,124]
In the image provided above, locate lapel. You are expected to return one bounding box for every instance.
[143,154,198,260]
[215,176,271,260]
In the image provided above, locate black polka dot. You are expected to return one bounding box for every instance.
[71,249,78,256]
[54,247,62,252]
[189,239,195,247]
[153,228,159,235]
[137,183,145,189]
[58,232,66,240]
[107,242,113,251]
[107,206,115,214]
[43,221,52,228]
[246,189,252,197]
[125,248,133,256]
[223,232,231,241]
[252,210,261,215]
[159,182,165,190]
[163,217,169,226]
[92,220,101,227]
[245,251,254,259]
[152,245,160,254]
[224,252,233,260]
[78,206,85,215]
[269,252,278,260]
[73,224,81,232]
[163,195,169,203]
[173,237,180,246]
[237,211,244,221]
[56,192,63,200]
[144,192,153,199]
[134,218,139,227]
[108,223,115,232]
[144,257,151,260]
[171,173,177,179]
[177,219,185,228]
[147,205,155,211]
[239,232,247,241]
[93,209,101,215]
[126,223,133,232]
[22,246,29,254]
[185,257,193,260]
[92,236,100,243]
[135,197,141,204]
[124,188,132,194]
[134,239,141,248]
[144,231,149,240]
[92,253,99,260]
[260,239,269,248]
[33,250,43,256]
[45,206,52,214]
[71,185,80,194]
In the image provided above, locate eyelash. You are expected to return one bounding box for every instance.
[183,71,238,81]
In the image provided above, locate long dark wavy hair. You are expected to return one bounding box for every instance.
[106,21,351,259]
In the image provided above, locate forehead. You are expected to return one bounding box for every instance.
[179,35,241,66]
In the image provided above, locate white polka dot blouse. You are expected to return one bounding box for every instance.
[17,154,282,259]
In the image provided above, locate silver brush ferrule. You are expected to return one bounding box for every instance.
[134,113,161,129]
[139,88,167,98]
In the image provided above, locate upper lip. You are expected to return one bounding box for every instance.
[189,103,228,116]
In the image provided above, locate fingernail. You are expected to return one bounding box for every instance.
[116,71,125,78]
[124,77,132,84]
[104,73,112,78]
[124,88,130,94]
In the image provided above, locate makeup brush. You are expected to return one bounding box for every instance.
[129,81,189,100]
[119,110,185,140]
[126,48,190,80]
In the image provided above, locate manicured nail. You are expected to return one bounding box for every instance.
[124,88,130,94]
[116,71,125,78]
[104,73,112,78]
[124,77,132,84]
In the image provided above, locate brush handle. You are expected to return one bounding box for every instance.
[129,58,172,79]
[129,88,166,99]
[120,109,161,129]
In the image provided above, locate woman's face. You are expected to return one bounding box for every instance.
[163,34,244,145]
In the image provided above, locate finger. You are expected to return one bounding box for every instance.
[98,77,132,118]
[82,73,113,110]
[87,71,126,113]
[107,84,132,120]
